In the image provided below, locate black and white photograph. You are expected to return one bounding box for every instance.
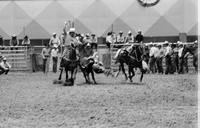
[0,0,198,127]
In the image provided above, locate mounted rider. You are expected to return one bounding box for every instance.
[126,30,144,61]
[62,20,81,60]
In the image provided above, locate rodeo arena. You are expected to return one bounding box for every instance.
[0,0,199,128]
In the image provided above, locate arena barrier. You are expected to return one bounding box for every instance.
[0,42,196,72]
[0,46,33,71]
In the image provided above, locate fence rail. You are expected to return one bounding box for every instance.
[0,43,197,72]
[0,46,33,71]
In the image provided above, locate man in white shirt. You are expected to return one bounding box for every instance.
[125,31,134,44]
[106,32,113,50]
[178,42,187,74]
[62,21,81,59]
[49,33,60,48]
[148,43,158,73]
[0,57,11,75]
[83,33,91,45]
[115,31,125,48]
[51,46,59,73]
[164,42,173,74]
[155,44,164,74]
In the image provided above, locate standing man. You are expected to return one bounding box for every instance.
[155,44,164,74]
[22,35,31,47]
[149,43,158,73]
[51,46,59,73]
[115,31,125,48]
[41,44,51,74]
[171,43,179,73]
[91,34,98,50]
[164,41,173,74]
[106,32,113,50]
[49,33,60,48]
[135,30,144,44]
[178,42,184,74]
[83,33,91,45]
[125,30,134,44]
[0,35,4,50]
[10,34,19,50]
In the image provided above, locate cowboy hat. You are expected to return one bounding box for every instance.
[69,28,75,32]
[3,57,7,61]
[128,30,132,34]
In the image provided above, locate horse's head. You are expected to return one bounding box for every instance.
[121,49,129,57]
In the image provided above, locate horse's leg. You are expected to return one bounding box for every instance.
[128,66,135,82]
[84,72,89,83]
[87,72,91,84]
[79,65,88,83]
[115,64,121,77]
[128,66,132,82]
[193,56,198,72]
[70,68,74,85]
[91,70,97,84]
[58,68,63,80]
[65,68,69,82]
[139,67,144,82]
[121,63,128,80]
[73,67,78,84]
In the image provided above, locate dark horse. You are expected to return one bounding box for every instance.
[58,45,79,85]
[114,44,146,82]
[179,44,198,73]
[78,43,97,84]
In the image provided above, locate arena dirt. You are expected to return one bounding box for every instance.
[0,72,197,128]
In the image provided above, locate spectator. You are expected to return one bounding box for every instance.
[155,44,164,74]
[41,44,51,74]
[106,32,113,50]
[59,32,65,46]
[125,30,134,44]
[49,33,60,48]
[149,43,158,73]
[115,31,125,48]
[51,46,59,73]
[0,35,4,50]
[90,34,98,50]
[135,30,143,44]
[143,44,150,65]
[83,33,91,44]
[164,41,173,74]
[0,57,11,75]
[178,42,185,74]
[22,35,31,46]
[10,34,19,50]
[171,43,179,73]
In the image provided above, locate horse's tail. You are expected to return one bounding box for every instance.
[142,60,149,72]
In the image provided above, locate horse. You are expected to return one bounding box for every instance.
[77,43,98,84]
[179,44,198,73]
[58,45,79,86]
[114,44,146,82]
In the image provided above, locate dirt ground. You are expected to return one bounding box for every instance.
[0,72,198,128]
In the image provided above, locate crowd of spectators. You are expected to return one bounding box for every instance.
[0,28,198,74]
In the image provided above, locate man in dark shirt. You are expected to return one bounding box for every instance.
[135,30,144,43]
[0,35,4,50]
